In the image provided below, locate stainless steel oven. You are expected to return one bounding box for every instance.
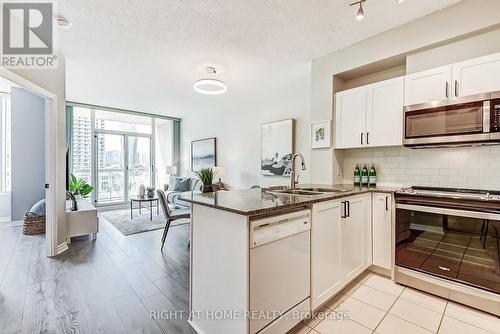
[394,187,500,315]
[404,92,500,147]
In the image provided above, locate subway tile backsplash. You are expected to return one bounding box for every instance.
[342,145,500,190]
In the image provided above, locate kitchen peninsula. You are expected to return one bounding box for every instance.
[180,184,398,334]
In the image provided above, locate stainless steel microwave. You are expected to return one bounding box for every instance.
[403,92,500,147]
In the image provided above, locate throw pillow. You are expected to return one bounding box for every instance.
[29,199,46,217]
[174,178,191,192]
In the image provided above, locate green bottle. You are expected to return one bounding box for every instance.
[369,164,377,188]
[361,165,369,187]
[354,164,361,187]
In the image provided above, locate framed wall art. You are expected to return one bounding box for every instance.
[261,119,294,176]
[191,137,216,172]
[310,120,331,149]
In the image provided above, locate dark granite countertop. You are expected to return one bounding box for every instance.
[178,184,401,217]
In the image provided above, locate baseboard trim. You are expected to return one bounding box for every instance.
[55,242,69,255]
[369,265,392,277]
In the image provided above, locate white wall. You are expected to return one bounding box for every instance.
[10,88,46,220]
[310,0,500,185]
[181,65,311,189]
[0,192,10,221]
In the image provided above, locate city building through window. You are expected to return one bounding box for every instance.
[67,104,180,206]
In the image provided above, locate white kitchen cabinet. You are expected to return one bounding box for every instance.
[404,65,452,106]
[366,77,404,147]
[404,52,500,106]
[335,86,366,149]
[311,194,372,310]
[452,52,500,98]
[335,77,404,149]
[311,199,343,310]
[340,194,372,283]
[372,193,392,270]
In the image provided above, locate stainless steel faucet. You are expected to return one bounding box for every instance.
[290,153,306,190]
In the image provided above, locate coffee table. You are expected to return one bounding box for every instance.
[130,196,159,221]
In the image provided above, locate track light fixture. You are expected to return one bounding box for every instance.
[350,0,366,20]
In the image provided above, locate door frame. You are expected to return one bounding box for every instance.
[0,67,58,257]
[92,128,154,207]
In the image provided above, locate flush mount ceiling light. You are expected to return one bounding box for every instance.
[350,0,366,20]
[56,16,72,28]
[193,67,227,95]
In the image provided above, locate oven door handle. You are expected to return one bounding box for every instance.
[395,203,500,221]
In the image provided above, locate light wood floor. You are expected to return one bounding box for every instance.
[0,217,195,334]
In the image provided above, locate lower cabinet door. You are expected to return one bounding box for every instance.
[372,193,392,270]
[341,195,371,283]
[311,200,343,310]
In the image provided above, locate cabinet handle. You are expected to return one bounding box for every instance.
[341,201,345,219]
[385,196,388,211]
[361,133,364,145]
[346,201,350,218]
[366,132,370,145]
[455,80,459,97]
[445,82,449,98]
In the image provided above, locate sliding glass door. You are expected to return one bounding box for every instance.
[96,133,126,204]
[95,132,152,205]
[128,135,151,198]
[68,103,179,207]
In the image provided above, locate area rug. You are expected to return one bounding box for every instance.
[99,208,188,236]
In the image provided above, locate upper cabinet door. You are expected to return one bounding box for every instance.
[404,65,452,106]
[335,87,367,149]
[366,77,404,147]
[452,52,500,98]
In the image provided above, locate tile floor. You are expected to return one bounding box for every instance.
[290,272,500,334]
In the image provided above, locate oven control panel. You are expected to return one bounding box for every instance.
[492,98,500,132]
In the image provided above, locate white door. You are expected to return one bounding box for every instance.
[372,193,392,270]
[335,87,367,149]
[404,65,452,106]
[366,77,404,147]
[311,200,343,310]
[340,196,368,283]
[452,52,500,98]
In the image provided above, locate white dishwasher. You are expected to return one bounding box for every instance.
[249,209,311,334]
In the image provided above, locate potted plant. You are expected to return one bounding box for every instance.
[69,174,94,199]
[194,168,218,193]
[146,186,155,198]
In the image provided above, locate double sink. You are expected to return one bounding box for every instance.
[268,187,348,197]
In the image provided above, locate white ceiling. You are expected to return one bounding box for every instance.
[59,0,462,117]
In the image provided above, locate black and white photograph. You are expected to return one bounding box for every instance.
[191,137,216,172]
[261,119,294,176]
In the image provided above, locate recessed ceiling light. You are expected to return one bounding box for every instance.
[350,0,366,21]
[56,16,72,29]
[193,67,227,95]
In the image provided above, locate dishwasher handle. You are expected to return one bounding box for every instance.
[250,210,310,248]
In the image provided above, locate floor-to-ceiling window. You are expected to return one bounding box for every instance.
[67,103,180,207]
